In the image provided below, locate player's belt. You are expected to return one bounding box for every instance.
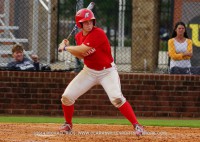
[86,62,115,71]
[102,64,112,70]
[96,62,115,70]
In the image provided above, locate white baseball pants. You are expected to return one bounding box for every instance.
[61,63,126,108]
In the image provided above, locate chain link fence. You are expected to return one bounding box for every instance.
[0,0,58,71]
[0,0,199,74]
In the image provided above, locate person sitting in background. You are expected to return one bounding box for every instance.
[168,21,193,74]
[7,44,40,71]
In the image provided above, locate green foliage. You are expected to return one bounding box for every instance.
[59,0,77,19]
[160,40,168,51]
[58,0,132,42]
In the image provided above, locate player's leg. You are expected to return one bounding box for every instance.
[60,68,96,131]
[100,68,144,136]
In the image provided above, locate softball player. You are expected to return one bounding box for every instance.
[58,8,144,136]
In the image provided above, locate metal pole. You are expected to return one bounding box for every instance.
[122,0,126,47]
[32,0,39,54]
[74,0,84,72]
[47,0,51,64]
[4,0,10,37]
[118,0,122,48]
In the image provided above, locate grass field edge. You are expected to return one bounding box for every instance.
[0,116,199,128]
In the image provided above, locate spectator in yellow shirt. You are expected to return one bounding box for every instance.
[168,21,193,74]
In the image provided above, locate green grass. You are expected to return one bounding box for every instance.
[0,116,199,128]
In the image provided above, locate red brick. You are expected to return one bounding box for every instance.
[51,110,63,116]
[91,89,106,94]
[11,77,25,82]
[168,75,175,80]
[45,104,59,110]
[51,89,64,94]
[128,74,134,80]
[29,89,38,94]
[156,101,169,106]
[161,85,175,90]
[12,109,25,115]
[94,94,106,99]
[31,104,44,109]
[133,74,139,79]
[154,74,160,80]
[168,81,182,86]
[182,100,192,107]
[143,81,156,85]
[155,112,169,117]
[74,110,92,116]
[38,99,51,104]
[25,110,39,115]
[174,86,187,91]
[168,100,181,107]
[137,85,155,90]
[129,80,142,85]
[38,89,51,93]
[169,91,182,96]
[2,104,14,109]
[12,99,25,104]
[188,86,200,91]
[24,99,38,104]
[38,110,52,115]
[194,113,200,117]
[51,100,61,104]
[124,74,129,80]
[17,93,31,98]
[2,71,9,77]
[181,112,194,117]
[149,75,155,80]
[91,111,107,116]
[1,71,200,118]
[139,74,145,80]
[144,74,150,80]
[11,88,24,93]
[169,113,182,117]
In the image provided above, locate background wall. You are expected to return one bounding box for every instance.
[0,71,199,118]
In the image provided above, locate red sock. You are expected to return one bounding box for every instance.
[119,101,138,125]
[62,104,74,125]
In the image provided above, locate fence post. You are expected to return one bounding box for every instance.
[131,0,160,72]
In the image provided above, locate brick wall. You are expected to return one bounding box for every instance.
[0,71,199,118]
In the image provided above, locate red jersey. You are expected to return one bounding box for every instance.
[75,27,114,70]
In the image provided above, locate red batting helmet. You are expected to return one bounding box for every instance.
[75,8,96,28]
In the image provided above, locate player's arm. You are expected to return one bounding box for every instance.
[66,44,92,59]
[58,39,92,59]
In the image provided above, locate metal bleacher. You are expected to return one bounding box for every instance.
[0,0,30,68]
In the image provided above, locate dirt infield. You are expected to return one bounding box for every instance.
[0,123,199,142]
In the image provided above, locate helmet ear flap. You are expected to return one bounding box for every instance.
[80,23,83,28]
[93,19,95,26]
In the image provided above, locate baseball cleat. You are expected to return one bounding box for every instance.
[59,122,72,132]
[134,124,144,136]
